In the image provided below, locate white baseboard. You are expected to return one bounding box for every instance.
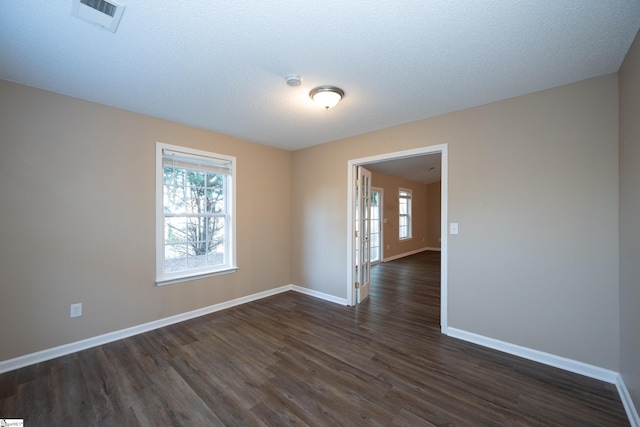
[289,284,349,306]
[448,327,639,427]
[0,285,345,374]
[616,373,640,427]
[447,327,618,382]
[383,246,440,262]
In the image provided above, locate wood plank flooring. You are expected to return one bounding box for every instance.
[0,251,629,426]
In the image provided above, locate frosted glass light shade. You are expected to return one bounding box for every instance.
[309,86,344,109]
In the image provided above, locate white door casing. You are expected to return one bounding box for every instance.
[346,144,448,334]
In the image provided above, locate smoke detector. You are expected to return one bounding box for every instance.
[286,74,303,87]
[72,0,126,33]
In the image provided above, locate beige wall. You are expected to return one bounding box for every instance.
[0,68,627,381]
[291,74,620,370]
[426,181,441,249]
[619,30,640,411]
[371,172,429,259]
[0,80,291,361]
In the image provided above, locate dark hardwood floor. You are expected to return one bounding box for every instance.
[0,251,629,426]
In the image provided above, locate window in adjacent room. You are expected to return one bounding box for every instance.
[399,188,412,240]
[156,142,236,285]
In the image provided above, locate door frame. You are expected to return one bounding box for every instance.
[346,144,449,334]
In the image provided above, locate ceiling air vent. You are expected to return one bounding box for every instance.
[71,0,125,33]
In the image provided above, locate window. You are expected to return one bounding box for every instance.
[156,143,236,285]
[399,188,412,239]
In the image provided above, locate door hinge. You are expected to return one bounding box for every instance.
[355,178,359,187]
[355,282,360,289]
[354,230,359,238]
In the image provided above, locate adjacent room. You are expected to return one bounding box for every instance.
[1,1,639,425]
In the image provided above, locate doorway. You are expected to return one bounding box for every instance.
[347,144,448,334]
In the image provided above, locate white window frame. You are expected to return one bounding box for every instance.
[155,142,237,285]
[399,188,412,240]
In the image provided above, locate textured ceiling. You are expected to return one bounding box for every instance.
[365,154,442,185]
[1,1,639,151]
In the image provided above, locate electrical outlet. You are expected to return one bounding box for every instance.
[70,303,82,318]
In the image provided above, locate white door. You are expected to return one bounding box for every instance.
[370,188,383,264]
[356,166,372,303]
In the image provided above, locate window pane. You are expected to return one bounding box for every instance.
[186,245,208,270]
[186,217,221,251]
[207,237,226,267]
[185,184,204,214]
[208,175,226,213]
[164,184,187,214]
[371,231,379,247]
[163,167,185,186]
[164,217,227,273]
[165,217,188,244]
[164,244,188,273]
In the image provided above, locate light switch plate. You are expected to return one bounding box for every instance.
[450,223,459,235]
[70,303,82,318]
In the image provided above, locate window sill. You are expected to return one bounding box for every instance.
[156,266,238,286]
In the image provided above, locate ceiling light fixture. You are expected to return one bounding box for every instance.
[309,86,344,109]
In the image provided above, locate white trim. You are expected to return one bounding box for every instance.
[382,246,439,263]
[0,285,346,374]
[289,284,349,306]
[447,327,639,426]
[616,374,640,427]
[346,143,448,334]
[156,267,238,286]
[439,146,449,333]
[447,327,618,383]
